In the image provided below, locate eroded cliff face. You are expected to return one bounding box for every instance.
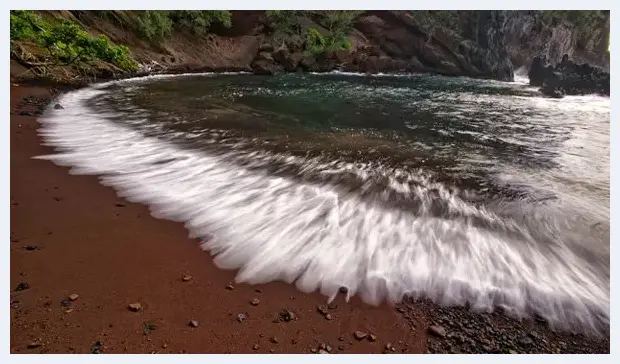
[11,10,610,84]
[242,10,518,80]
[504,11,609,70]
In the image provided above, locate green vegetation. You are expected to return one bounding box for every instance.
[133,10,232,41]
[266,11,362,55]
[10,10,138,72]
[134,11,173,41]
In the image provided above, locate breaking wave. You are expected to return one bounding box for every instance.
[36,73,609,335]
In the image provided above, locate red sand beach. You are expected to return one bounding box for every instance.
[9,84,427,354]
[9,83,609,354]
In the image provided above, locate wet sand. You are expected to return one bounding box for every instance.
[10,84,427,354]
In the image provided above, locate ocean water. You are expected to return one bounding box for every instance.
[36,72,610,334]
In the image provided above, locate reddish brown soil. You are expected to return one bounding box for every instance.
[10,84,429,354]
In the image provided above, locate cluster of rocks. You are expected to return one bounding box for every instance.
[395,298,610,354]
[251,43,411,75]
[528,54,610,98]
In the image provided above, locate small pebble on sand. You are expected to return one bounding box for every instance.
[354,331,368,340]
[15,282,29,291]
[128,303,142,312]
[182,275,192,282]
[68,293,79,301]
[428,325,446,338]
[250,298,260,306]
[188,320,199,328]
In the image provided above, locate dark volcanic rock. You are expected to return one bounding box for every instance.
[529,54,609,96]
[401,297,610,354]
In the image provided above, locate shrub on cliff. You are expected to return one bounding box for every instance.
[10,11,138,72]
[134,11,174,41]
[169,11,232,35]
[10,10,48,41]
[266,11,359,55]
[134,10,232,41]
[305,28,352,55]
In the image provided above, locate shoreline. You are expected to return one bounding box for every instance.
[9,80,610,354]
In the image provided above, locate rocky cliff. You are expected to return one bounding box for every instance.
[504,11,609,71]
[10,10,610,85]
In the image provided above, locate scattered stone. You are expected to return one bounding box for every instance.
[429,325,447,338]
[143,321,158,334]
[54,104,64,110]
[310,348,317,353]
[338,336,344,341]
[354,331,368,340]
[253,344,259,350]
[279,309,295,322]
[325,344,332,352]
[188,320,199,328]
[338,345,345,351]
[508,350,518,354]
[259,333,264,338]
[519,336,534,346]
[237,313,247,322]
[91,341,103,354]
[115,202,126,207]
[162,344,167,349]
[250,298,260,306]
[317,305,328,315]
[182,275,192,282]
[27,342,42,349]
[269,348,275,353]
[386,342,394,351]
[65,309,74,313]
[270,337,279,344]
[324,314,332,320]
[15,282,29,291]
[68,293,79,301]
[225,283,235,290]
[318,349,329,354]
[128,303,142,312]
[255,289,262,293]
[60,299,72,307]
[368,334,377,342]
[23,245,39,251]
[291,339,298,344]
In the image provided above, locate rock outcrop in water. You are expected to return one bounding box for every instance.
[528,54,610,97]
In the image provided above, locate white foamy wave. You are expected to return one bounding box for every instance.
[36,81,609,334]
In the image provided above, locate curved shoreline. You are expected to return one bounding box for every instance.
[10,81,609,354]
